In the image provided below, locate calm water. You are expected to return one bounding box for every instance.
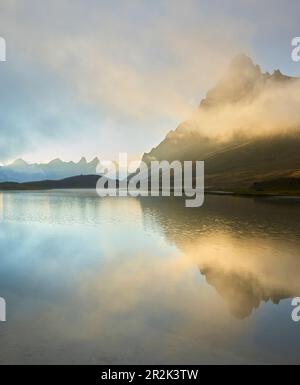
[0,190,300,364]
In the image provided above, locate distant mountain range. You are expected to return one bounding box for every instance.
[143,54,300,191]
[0,157,100,182]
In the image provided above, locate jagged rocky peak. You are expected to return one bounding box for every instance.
[200,54,298,109]
[228,54,261,76]
[90,156,100,165]
[78,157,87,164]
[201,54,264,107]
[0,157,102,182]
[271,68,295,81]
[143,53,300,168]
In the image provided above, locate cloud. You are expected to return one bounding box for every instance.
[180,73,300,141]
[0,0,300,161]
[3,0,249,118]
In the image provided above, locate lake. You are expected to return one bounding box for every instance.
[0,190,300,364]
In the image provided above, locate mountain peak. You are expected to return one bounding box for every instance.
[49,158,63,165]
[228,54,258,72]
[12,158,28,167]
[225,53,262,83]
[78,157,87,164]
[0,157,101,182]
[200,54,264,107]
[90,157,100,164]
[271,68,295,82]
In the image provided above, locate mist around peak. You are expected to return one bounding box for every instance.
[142,55,300,190]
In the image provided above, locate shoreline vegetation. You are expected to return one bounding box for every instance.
[1,174,300,201]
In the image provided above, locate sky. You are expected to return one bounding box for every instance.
[0,0,300,164]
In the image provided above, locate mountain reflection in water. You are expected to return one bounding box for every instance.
[1,191,300,364]
[140,195,300,319]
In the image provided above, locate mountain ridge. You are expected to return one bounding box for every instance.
[142,54,300,190]
[0,157,100,182]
